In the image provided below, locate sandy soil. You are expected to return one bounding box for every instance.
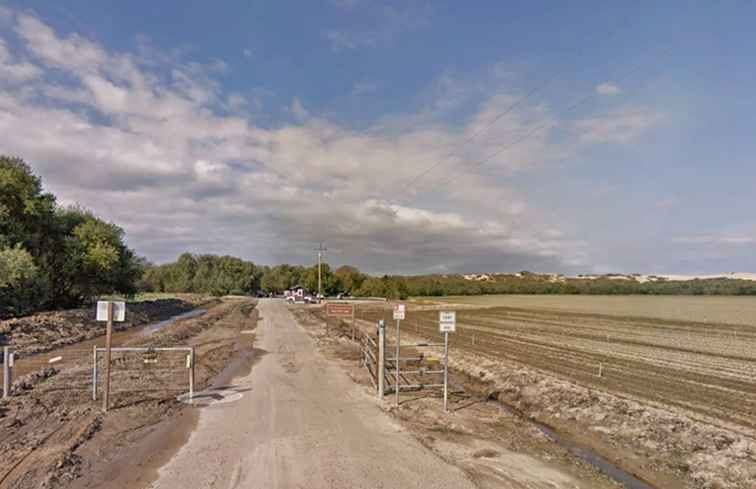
[148,299,479,489]
[350,302,756,489]
[292,306,624,489]
[0,298,257,489]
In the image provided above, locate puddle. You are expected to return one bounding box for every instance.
[496,403,657,489]
[138,309,207,337]
[535,423,657,489]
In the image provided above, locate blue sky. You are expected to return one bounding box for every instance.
[0,1,754,274]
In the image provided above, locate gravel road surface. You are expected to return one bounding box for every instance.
[151,299,476,489]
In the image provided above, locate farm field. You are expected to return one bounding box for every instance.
[421,294,756,326]
[358,295,756,434]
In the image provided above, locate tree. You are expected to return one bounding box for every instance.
[0,157,144,314]
[333,265,366,295]
[0,245,49,318]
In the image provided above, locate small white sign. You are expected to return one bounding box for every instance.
[439,311,456,333]
[393,304,406,320]
[96,301,126,322]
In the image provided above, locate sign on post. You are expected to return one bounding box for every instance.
[393,304,406,320]
[96,301,127,412]
[97,301,126,322]
[439,311,456,333]
[325,303,354,318]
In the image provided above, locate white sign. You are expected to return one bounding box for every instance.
[439,311,456,333]
[96,301,126,322]
[393,304,406,320]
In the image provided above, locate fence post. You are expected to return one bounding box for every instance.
[443,331,449,412]
[103,302,114,412]
[92,345,98,401]
[395,318,401,406]
[3,346,12,399]
[378,320,385,399]
[189,348,195,404]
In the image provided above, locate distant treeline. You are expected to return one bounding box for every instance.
[143,260,756,300]
[1,156,142,318]
[398,273,756,297]
[4,156,754,319]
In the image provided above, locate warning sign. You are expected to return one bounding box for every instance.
[393,304,406,320]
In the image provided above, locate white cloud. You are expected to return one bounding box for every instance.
[0,10,598,273]
[595,82,621,96]
[672,234,755,246]
[351,80,380,96]
[0,39,42,82]
[575,107,662,144]
[323,3,432,51]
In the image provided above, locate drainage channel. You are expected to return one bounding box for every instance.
[496,402,658,489]
[138,308,207,337]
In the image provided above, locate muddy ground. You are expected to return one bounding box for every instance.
[298,305,755,489]
[0,297,217,358]
[0,298,257,489]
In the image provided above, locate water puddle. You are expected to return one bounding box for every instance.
[496,403,657,489]
[138,309,207,337]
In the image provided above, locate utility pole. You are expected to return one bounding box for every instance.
[315,242,327,298]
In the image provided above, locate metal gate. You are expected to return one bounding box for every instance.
[360,320,450,410]
[92,346,195,403]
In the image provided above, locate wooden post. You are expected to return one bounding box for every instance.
[92,345,98,401]
[2,346,11,399]
[351,307,356,341]
[102,302,114,412]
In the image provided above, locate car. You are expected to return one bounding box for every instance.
[286,295,296,303]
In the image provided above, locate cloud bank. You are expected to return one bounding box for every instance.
[0,10,660,273]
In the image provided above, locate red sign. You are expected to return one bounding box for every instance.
[326,303,355,318]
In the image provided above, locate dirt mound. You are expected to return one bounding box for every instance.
[0,299,196,357]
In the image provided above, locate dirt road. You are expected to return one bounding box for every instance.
[151,299,476,489]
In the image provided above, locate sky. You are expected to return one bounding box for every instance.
[0,1,754,275]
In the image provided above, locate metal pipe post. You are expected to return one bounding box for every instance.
[377,321,385,399]
[443,331,449,412]
[92,345,98,401]
[103,302,114,412]
[189,349,195,403]
[2,346,11,399]
[395,318,401,406]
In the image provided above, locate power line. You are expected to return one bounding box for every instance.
[400,16,634,192]
[422,49,670,191]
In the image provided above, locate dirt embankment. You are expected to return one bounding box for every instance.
[291,306,622,489]
[0,299,214,358]
[0,299,258,489]
[301,305,755,489]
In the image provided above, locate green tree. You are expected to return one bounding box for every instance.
[0,245,49,318]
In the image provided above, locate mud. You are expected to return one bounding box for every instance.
[0,299,214,358]
[0,298,258,489]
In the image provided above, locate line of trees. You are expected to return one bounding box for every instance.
[4,156,755,319]
[1,156,142,318]
[138,253,263,296]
